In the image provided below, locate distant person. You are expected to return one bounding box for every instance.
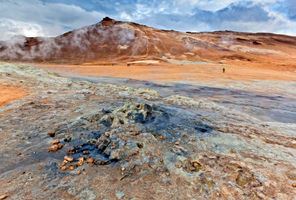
[223,67,225,73]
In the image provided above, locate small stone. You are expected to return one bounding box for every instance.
[77,157,84,166]
[52,139,60,145]
[38,167,44,171]
[67,147,74,154]
[83,150,89,155]
[64,137,72,143]
[48,131,55,137]
[49,144,59,152]
[230,149,236,154]
[137,143,143,148]
[292,183,296,188]
[111,146,116,150]
[68,165,75,170]
[236,170,255,187]
[43,188,47,191]
[160,158,163,162]
[110,149,122,160]
[96,160,108,165]
[256,192,266,199]
[104,132,110,137]
[62,160,68,166]
[17,152,22,156]
[175,141,180,146]
[64,156,74,162]
[49,144,63,152]
[116,190,125,199]
[175,164,182,168]
[0,195,8,200]
[159,136,164,140]
[190,160,203,172]
[60,166,68,171]
[57,143,63,149]
[121,167,125,172]
[131,131,140,136]
[86,158,94,163]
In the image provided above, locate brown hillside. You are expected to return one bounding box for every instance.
[1,17,296,71]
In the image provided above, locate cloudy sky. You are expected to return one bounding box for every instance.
[0,0,295,40]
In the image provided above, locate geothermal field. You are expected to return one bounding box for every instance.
[1,17,296,199]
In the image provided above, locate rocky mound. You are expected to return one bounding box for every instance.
[47,102,170,166]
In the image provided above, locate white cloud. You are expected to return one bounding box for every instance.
[0,0,105,40]
[133,0,296,35]
[175,0,237,12]
[119,12,133,21]
[0,0,295,39]
[172,0,280,12]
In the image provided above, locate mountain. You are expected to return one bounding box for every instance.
[1,17,296,71]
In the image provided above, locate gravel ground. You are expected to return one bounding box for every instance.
[0,63,296,199]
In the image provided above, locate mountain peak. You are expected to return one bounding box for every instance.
[102,17,115,22]
[100,17,116,26]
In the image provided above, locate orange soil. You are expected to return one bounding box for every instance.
[33,62,296,83]
[0,84,26,107]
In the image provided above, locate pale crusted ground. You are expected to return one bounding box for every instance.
[0,63,296,200]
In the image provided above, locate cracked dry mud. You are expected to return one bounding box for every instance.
[1,63,296,199]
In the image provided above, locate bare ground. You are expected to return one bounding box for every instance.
[0,62,296,199]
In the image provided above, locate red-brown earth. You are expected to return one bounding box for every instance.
[0,84,26,107]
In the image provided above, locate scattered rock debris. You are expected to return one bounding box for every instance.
[48,131,55,137]
[49,143,63,152]
[64,156,74,162]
